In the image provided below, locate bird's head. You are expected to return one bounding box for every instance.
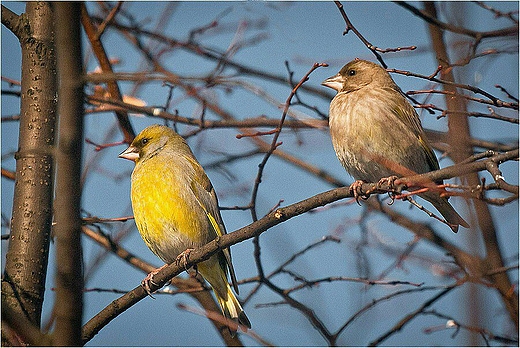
[119,124,186,163]
[321,58,395,93]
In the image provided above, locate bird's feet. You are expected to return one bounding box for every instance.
[176,248,195,271]
[349,180,367,205]
[141,264,169,298]
[377,175,399,204]
[377,175,398,190]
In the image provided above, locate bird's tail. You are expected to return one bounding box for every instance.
[198,257,251,335]
[420,192,469,233]
[214,283,251,331]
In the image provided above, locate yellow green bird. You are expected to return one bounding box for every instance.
[119,124,251,331]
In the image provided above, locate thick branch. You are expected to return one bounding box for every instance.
[1,5,24,39]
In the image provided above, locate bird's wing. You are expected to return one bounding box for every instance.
[388,86,425,136]
[391,87,440,172]
[185,155,240,293]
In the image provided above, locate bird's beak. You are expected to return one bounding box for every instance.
[321,74,344,92]
[119,145,139,162]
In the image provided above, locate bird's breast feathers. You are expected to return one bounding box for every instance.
[328,87,433,181]
[130,155,211,263]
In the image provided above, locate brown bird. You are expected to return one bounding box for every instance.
[322,59,469,232]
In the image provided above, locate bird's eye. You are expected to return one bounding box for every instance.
[141,138,149,145]
[348,69,356,76]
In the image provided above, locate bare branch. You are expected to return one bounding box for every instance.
[396,2,519,39]
[80,4,135,143]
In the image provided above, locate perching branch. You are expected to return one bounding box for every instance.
[81,148,517,342]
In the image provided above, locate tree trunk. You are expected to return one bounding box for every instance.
[52,2,85,345]
[2,2,56,343]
